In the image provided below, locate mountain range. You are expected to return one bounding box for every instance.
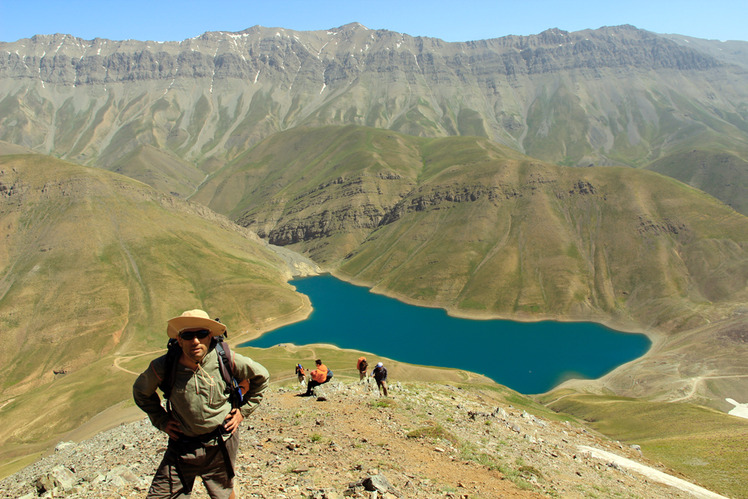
[0,23,746,493]
[2,24,747,212]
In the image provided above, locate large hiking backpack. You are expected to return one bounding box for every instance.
[159,335,249,409]
[357,357,368,371]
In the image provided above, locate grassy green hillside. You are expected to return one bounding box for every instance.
[191,125,431,262]
[195,126,748,334]
[538,390,748,499]
[343,156,748,329]
[0,154,308,471]
[646,149,748,216]
[1,132,746,493]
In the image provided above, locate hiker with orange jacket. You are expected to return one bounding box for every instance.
[303,359,329,396]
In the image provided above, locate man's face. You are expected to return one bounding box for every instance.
[177,329,212,364]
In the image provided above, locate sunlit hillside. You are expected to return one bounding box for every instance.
[0,153,309,471]
[194,126,748,332]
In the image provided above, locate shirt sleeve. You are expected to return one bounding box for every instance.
[233,352,270,418]
[132,356,170,432]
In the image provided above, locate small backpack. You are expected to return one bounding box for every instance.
[326,368,334,380]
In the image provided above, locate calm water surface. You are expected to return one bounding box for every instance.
[241,275,650,394]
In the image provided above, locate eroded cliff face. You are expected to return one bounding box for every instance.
[243,173,414,246]
[0,25,723,84]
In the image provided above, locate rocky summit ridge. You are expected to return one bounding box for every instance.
[0,379,723,498]
[0,24,723,85]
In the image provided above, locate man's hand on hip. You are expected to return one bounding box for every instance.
[223,408,243,434]
[163,419,182,440]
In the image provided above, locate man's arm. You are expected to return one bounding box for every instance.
[234,354,270,418]
[132,359,171,432]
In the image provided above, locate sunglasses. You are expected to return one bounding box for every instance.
[179,329,211,341]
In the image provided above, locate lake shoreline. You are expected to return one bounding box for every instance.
[332,270,656,336]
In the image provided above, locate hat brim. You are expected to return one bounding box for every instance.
[167,316,226,339]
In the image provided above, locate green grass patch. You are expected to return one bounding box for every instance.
[406,423,458,445]
[370,398,397,409]
[542,393,748,498]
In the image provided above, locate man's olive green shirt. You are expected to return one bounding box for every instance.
[133,346,269,437]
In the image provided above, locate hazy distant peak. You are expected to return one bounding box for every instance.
[330,22,370,32]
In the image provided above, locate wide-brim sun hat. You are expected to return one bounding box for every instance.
[167,309,226,339]
[376,362,383,367]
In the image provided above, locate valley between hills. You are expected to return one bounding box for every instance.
[0,22,747,497]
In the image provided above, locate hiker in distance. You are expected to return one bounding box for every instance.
[371,362,389,397]
[295,363,306,384]
[133,309,269,499]
[302,358,331,396]
[356,356,368,380]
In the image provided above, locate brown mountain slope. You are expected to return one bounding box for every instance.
[646,149,748,215]
[0,153,309,472]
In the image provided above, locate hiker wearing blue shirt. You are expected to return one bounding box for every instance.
[295,363,306,384]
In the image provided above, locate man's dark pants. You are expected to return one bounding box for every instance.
[147,432,238,499]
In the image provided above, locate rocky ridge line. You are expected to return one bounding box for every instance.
[0,379,716,498]
[0,25,723,86]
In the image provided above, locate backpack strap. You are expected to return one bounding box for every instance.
[214,339,234,383]
[214,338,244,408]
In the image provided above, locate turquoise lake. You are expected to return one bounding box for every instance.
[241,274,651,394]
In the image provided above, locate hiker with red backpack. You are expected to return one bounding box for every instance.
[133,309,269,499]
[356,356,368,380]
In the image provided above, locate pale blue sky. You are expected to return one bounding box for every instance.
[1,0,746,43]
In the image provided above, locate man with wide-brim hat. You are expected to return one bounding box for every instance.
[166,309,227,339]
[133,309,269,499]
